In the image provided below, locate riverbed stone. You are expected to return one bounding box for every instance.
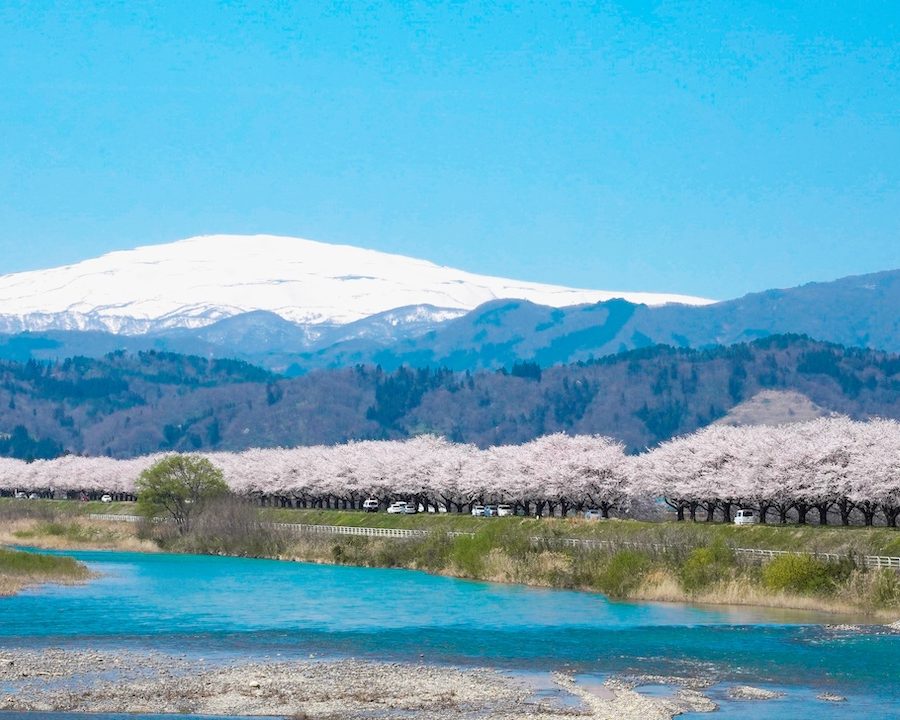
[817,692,847,702]
[727,685,785,700]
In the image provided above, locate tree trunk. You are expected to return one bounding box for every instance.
[837,498,854,526]
[861,505,877,526]
[720,502,733,523]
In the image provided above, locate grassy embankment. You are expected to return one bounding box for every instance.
[0,547,91,596]
[0,499,156,553]
[259,509,900,617]
[3,498,900,616]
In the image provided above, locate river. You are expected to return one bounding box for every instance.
[1,549,899,718]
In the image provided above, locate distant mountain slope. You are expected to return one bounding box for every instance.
[2,267,898,374]
[293,268,900,371]
[713,390,831,426]
[0,234,709,334]
[0,336,897,458]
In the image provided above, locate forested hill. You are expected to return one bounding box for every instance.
[0,335,898,459]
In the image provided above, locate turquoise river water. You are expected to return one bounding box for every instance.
[1,549,898,718]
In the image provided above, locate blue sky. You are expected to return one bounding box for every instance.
[1,1,897,300]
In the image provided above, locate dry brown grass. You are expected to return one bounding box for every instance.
[0,571,94,597]
[633,568,894,619]
[0,574,29,596]
[0,517,158,552]
[477,548,574,586]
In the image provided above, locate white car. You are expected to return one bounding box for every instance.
[584,509,605,520]
[734,509,758,525]
[471,504,486,517]
[497,504,513,517]
[14,491,27,499]
[386,501,408,514]
[100,494,113,503]
[403,502,418,515]
[362,498,379,512]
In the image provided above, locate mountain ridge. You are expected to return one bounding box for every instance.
[0,335,897,459]
[0,234,711,335]
[0,238,896,373]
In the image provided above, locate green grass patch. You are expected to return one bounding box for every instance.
[678,540,736,593]
[260,507,900,556]
[0,498,137,517]
[592,550,651,598]
[761,554,851,595]
[0,547,88,579]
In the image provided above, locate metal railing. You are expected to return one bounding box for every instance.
[88,514,475,540]
[89,513,143,522]
[731,546,900,570]
[539,535,900,570]
[264,522,432,539]
[88,514,900,569]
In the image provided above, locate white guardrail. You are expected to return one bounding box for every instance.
[88,514,900,570]
[87,514,474,540]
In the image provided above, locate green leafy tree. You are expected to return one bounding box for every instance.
[136,454,228,534]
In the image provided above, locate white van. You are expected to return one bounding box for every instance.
[734,509,758,525]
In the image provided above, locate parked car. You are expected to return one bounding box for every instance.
[28,493,40,500]
[584,509,605,520]
[386,501,408,514]
[734,509,758,525]
[484,504,498,517]
[403,502,418,515]
[362,498,379,512]
[471,504,486,517]
[496,504,513,517]
[100,494,113,503]
[13,491,27,499]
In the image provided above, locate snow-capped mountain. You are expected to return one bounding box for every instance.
[0,234,712,335]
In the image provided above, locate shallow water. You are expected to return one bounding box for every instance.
[1,549,898,718]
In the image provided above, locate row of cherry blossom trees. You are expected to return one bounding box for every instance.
[1,417,898,526]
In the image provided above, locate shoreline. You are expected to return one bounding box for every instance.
[0,648,750,719]
[0,574,91,598]
[0,546,93,598]
[3,540,879,625]
[2,513,899,622]
[3,541,896,625]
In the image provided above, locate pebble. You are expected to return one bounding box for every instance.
[0,648,719,719]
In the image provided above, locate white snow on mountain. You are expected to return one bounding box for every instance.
[0,234,714,334]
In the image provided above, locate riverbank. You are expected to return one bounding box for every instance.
[0,647,733,719]
[0,547,91,596]
[3,500,900,618]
